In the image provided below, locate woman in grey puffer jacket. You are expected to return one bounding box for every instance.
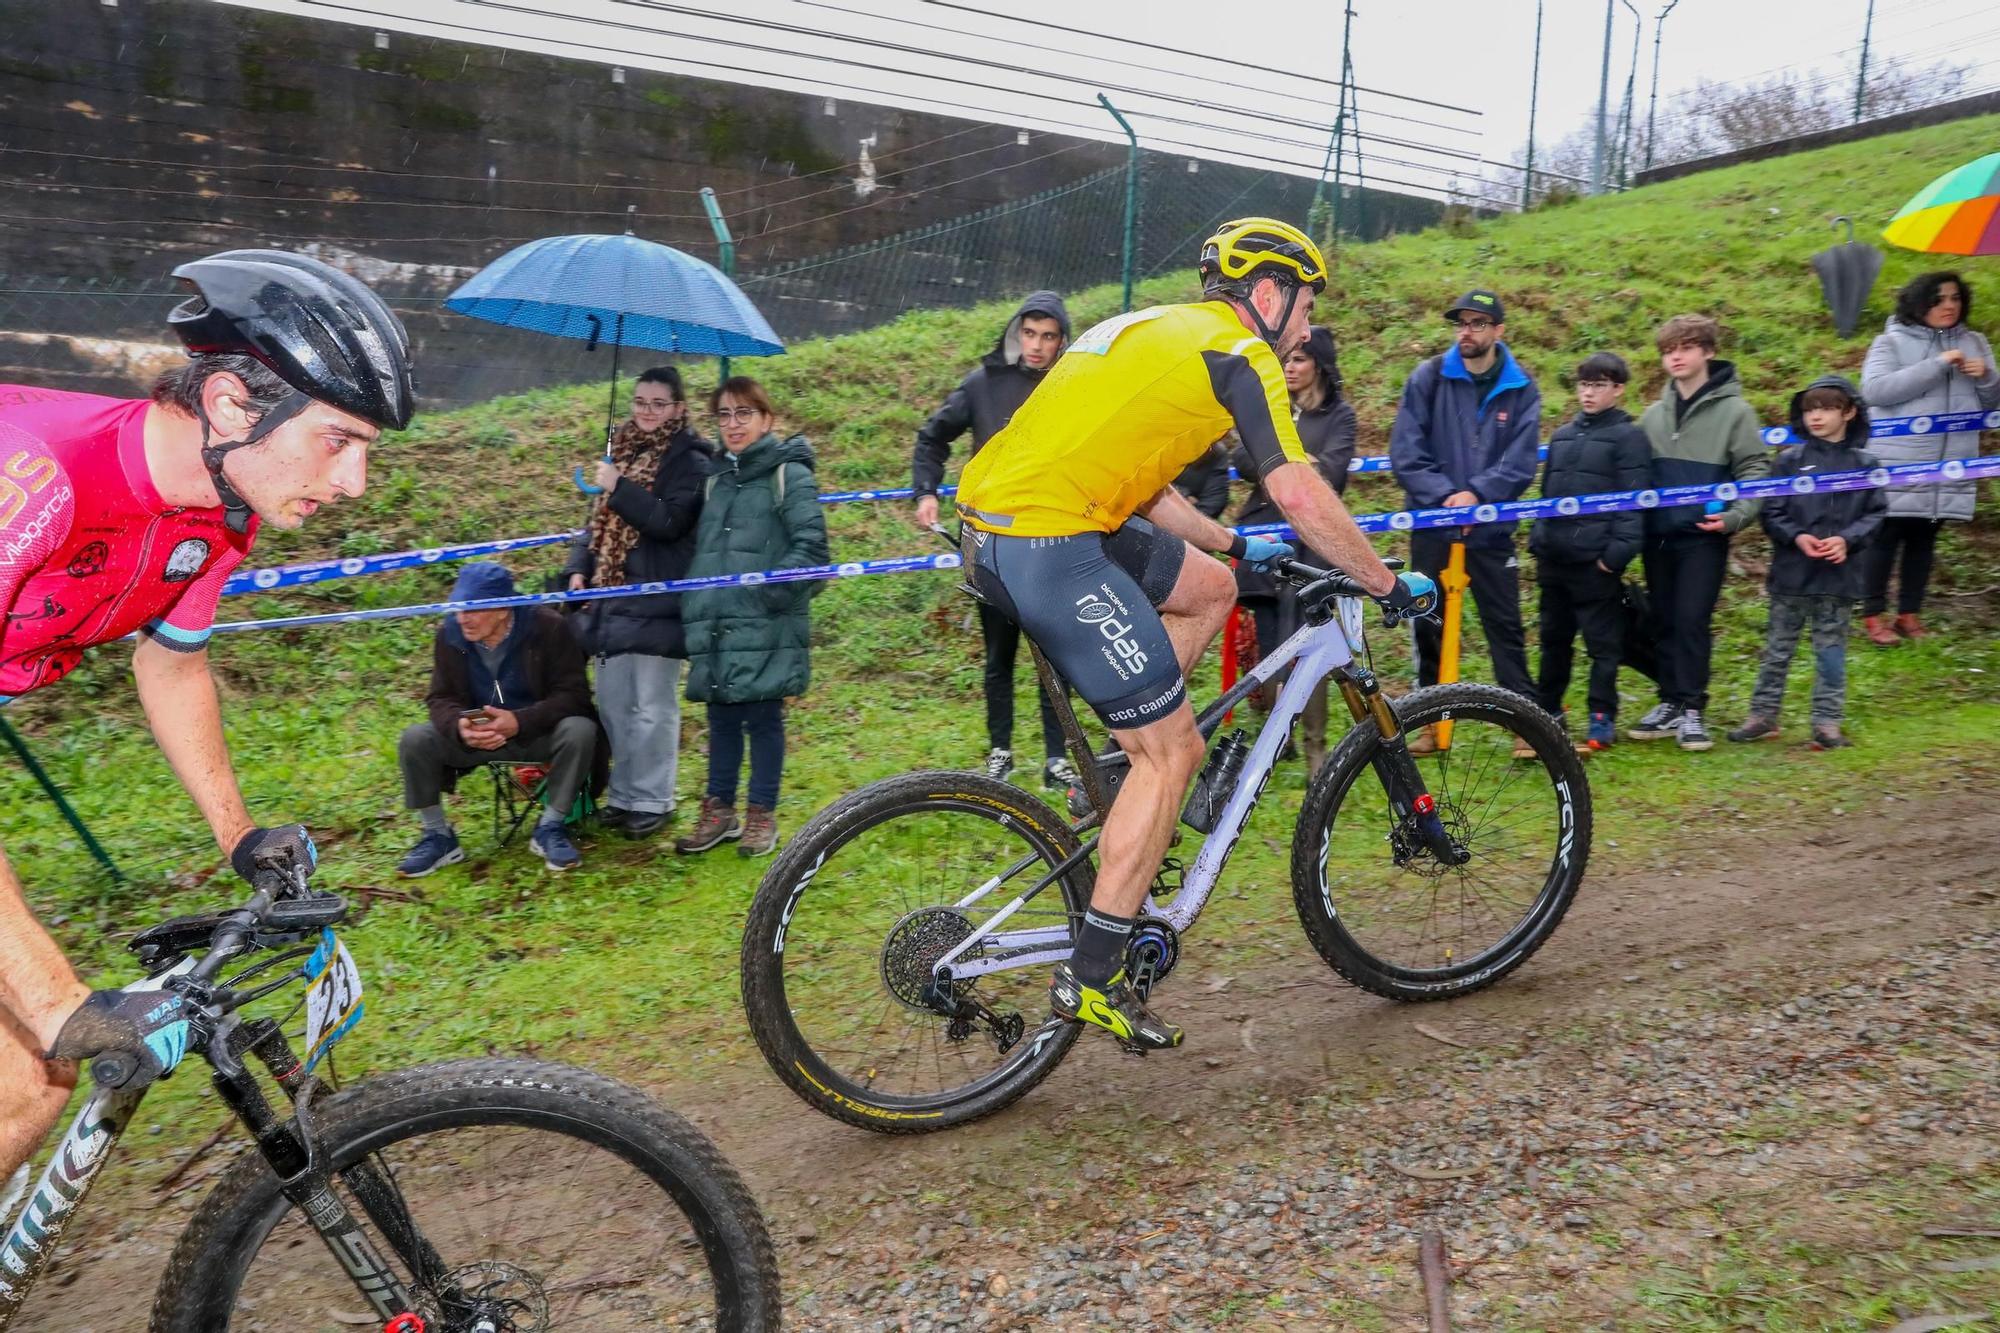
[1858,271,2000,643]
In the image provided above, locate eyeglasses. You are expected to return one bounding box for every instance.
[1575,379,1618,390]
[1449,318,1495,332]
[631,397,677,411]
[714,406,764,424]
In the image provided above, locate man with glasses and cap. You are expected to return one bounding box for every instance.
[1387,289,1543,751]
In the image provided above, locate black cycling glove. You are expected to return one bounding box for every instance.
[230,823,318,886]
[1378,571,1441,624]
[47,988,192,1089]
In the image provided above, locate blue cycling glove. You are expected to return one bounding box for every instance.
[1379,570,1440,621]
[1236,536,1294,573]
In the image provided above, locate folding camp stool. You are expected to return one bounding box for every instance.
[489,761,595,846]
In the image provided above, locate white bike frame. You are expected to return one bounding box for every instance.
[932,598,1371,981]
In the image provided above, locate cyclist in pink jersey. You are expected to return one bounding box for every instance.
[0,250,413,1187]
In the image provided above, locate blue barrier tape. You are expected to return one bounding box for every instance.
[226,409,1996,594]
[207,457,1995,635]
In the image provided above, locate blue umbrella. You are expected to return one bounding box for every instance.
[446,232,783,491]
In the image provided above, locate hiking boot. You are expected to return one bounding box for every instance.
[738,805,780,858]
[623,808,673,839]
[1810,724,1853,750]
[1511,735,1539,760]
[1042,755,1081,791]
[1726,715,1781,743]
[396,828,464,878]
[530,823,582,872]
[674,797,741,853]
[1893,613,1927,640]
[1863,615,1901,646]
[984,747,1016,781]
[1404,723,1439,756]
[1676,709,1714,751]
[1048,963,1182,1052]
[1627,701,1683,741]
[1586,712,1617,751]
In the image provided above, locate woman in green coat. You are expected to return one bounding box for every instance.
[675,377,830,859]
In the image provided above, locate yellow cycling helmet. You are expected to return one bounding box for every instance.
[1198,217,1327,295]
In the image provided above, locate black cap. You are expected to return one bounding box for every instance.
[1444,290,1505,324]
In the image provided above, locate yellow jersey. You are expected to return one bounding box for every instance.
[954,301,1309,537]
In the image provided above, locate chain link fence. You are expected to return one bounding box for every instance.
[0,151,1438,407]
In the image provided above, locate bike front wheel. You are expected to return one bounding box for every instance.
[741,770,1091,1135]
[151,1058,781,1333]
[1291,682,1590,1002]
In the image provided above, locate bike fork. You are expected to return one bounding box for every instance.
[1335,666,1468,866]
[210,1029,420,1323]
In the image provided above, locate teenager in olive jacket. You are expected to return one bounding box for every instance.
[1628,315,1770,752]
[677,378,831,859]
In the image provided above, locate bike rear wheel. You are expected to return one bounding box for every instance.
[150,1058,780,1333]
[1291,682,1590,1001]
[741,770,1091,1134]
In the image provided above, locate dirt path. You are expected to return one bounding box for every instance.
[28,776,2000,1331]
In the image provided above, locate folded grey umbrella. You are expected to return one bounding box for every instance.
[1813,216,1884,338]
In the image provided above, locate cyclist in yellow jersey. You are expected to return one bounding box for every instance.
[958,218,1437,1051]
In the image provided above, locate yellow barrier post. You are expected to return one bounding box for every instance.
[1433,538,1471,750]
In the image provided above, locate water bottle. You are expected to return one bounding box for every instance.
[1182,731,1251,834]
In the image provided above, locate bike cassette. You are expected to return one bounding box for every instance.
[1124,917,1181,999]
[880,907,977,1012]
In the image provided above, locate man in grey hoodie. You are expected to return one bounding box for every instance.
[911,291,1077,789]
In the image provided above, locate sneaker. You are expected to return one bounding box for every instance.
[1726,716,1781,743]
[1627,701,1683,741]
[1810,725,1853,750]
[1042,756,1081,791]
[1586,713,1617,751]
[984,747,1016,781]
[1676,709,1714,751]
[623,808,673,839]
[396,829,464,878]
[530,823,582,872]
[1049,962,1182,1052]
[674,797,742,854]
[597,805,632,831]
[738,805,779,858]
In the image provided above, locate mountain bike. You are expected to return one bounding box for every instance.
[742,557,1590,1133]
[2,862,781,1331]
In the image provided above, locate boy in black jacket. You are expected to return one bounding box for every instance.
[1728,376,1886,750]
[1529,353,1651,750]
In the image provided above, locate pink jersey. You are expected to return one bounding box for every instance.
[0,385,256,700]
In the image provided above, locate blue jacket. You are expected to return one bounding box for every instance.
[1388,343,1543,548]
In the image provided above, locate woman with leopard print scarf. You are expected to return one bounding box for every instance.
[563,366,713,839]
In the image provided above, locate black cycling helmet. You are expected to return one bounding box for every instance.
[167,249,414,531]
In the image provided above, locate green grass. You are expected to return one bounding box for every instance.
[2,113,1999,1170]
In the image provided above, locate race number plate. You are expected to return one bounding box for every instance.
[302,927,364,1073]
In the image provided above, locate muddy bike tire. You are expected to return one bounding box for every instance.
[741,770,1092,1135]
[1291,683,1590,1002]
[149,1058,782,1333]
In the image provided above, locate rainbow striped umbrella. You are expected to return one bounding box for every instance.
[1883,151,2000,255]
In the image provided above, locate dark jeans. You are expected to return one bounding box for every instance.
[1409,530,1534,699]
[707,699,785,811]
[399,715,596,815]
[978,602,1066,759]
[1859,516,1942,617]
[1749,594,1852,725]
[1535,560,1625,719]
[1642,533,1730,711]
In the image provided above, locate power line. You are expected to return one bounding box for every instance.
[915,1,1483,116]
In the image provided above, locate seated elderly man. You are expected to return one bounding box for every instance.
[396,562,600,874]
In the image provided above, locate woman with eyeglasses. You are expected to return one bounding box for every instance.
[563,366,713,839]
[675,377,829,860]
[1859,271,2000,644]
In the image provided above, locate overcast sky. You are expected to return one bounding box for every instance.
[224,0,2000,199]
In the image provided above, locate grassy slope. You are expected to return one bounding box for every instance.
[5,111,2000,1327]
